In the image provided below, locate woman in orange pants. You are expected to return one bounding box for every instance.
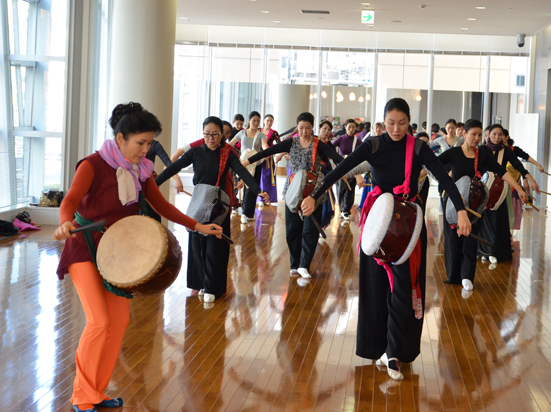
[54,102,221,412]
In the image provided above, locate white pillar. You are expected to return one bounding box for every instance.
[371,52,379,124]
[109,0,177,193]
[483,55,491,127]
[427,54,434,134]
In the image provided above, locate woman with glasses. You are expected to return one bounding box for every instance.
[156,117,269,303]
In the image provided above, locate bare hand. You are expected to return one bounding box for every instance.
[456,210,471,237]
[236,180,244,190]
[241,159,250,168]
[538,164,544,173]
[301,196,315,216]
[195,223,223,239]
[259,191,270,203]
[53,221,77,240]
[518,189,529,204]
[275,153,285,163]
[523,179,531,195]
[356,176,367,188]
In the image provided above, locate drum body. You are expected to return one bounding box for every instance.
[481,172,508,211]
[445,176,488,224]
[361,193,423,265]
[97,216,183,296]
[285,169,323,213]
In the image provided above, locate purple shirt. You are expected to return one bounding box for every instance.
[332,134,362,156]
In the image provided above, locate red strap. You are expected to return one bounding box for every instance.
[311,138,319,172]
[216,145,230,187]
[474,147,481,179]
[392,134,415,197]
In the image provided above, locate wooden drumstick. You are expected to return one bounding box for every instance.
[328,189,335,211]
[210,226,234,244]
[310,214,327,239]
[527,202,540,212]
[464,207,482,219]
[345,180,352,191]
[539,190,551,196]
[543,171,551,177]
[181,189,193,197]
[265,199,279,218]
[69,220,107,234]
[469,233,491,247]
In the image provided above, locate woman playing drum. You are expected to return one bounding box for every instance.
[301,98,471,381]
[156,117,269,303]
[53,103,222,412]
[242,112,344,279]
[437,120,528,291]
[477,124,538,262]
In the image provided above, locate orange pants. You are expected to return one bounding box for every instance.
[69,262,130,405]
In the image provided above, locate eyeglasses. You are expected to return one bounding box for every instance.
[203,132,221,138]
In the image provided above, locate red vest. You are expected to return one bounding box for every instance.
[56,153,149,279]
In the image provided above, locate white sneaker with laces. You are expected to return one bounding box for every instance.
[241,215,248,224]
[489,256,497,264]
[198,289,204,296]
[290,269,299,275]
[297,268,311,279]
[204,293,215,303]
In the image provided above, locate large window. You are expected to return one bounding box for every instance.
[0,0,69,207]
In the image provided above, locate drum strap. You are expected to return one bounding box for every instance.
[216,146,230,187]
[357,134,423,318]
[74,212,133,299]
[311,138,319,172]
[474,148,481,179]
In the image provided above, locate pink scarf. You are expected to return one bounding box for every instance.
[357,134,423,319]
[98,139,155,205]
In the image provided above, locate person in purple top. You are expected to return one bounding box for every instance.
[332,119,363,219]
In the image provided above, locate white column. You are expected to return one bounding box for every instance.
[315,49,323,132]
[370,52,378,123]
[483,55,491,127]
[109,0,177,215]
[427,54,434,134]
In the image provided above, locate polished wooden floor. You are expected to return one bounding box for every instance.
[1,192,550,411]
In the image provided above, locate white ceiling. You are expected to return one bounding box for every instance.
[177,0,551,37]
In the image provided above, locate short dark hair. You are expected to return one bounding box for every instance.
[488,124,505,134]
[431,123,440,134]
[411,123,418,129]
[221,120,232,142]
[422,121,427,129]
[384,98,410,119]
[264,114,274,120]
[464,119,483,133]
[415,132,430,140]
[344,118,357,126]
[109,102,162,140]
[457,122,464,128]
[503,128,509,137]
[203,116,223,133]
[296,112,315,126]
[319,120,332,130]
[484,125,491,132]
[233,113,245,122]
[445,119,457,127]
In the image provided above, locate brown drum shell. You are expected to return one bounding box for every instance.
[302,171,319,199]
[467,178,486,221]
[485,174,505,210]
[372,199,418,262]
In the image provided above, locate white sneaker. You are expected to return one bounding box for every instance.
[198,289,204,296]
[462,279,473,291]
[481,256,488,262]
[297,268,311,279]
[290,269,299,275]
[376,353,404,381]
[257,201,265,207]
[489,256,497,264]
[204,293,215,303]
[340,212,350,220]
[241,215,248,224]
[297,278,310,287]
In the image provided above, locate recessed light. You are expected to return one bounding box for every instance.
[361,2,371,5]
[468,18,476,21]
[390,20,402,23]
[180,17,188,20]
[476,6,485,9]
[261,10,270,13]
[273,20,280,23]
[461,27,469,30]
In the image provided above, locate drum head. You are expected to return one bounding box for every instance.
[492,180,509,211]
[393,203,423,266]
[361,193,394,256]
[445,175,471,224]
[97,216,168,287]
[285,169,307,213]
[481,171,495,190]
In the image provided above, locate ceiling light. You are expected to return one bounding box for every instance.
[476,6,485,9]
[273,20,280,23]
[390,20,402,23]
[349,92,356,101]
[366,94,371,100]
[358,96,365,103]
[361,2,371,5]
[322,90,327,98]
[461,28,469,31]
[309,94,313,100]
[415,95,422,101]
[180,17,188,20]
[336,92,344,103]
[261,10,270,13]
[313,93,318,99]
[468,18,476,21]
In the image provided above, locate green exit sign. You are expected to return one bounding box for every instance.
[361,10,375,24]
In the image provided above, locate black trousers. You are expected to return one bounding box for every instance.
[187,213,231,298]
[242,164,263,218]
[356,223,427,363]
[337,178,356,214]
[285,205,323,270]
[477,201,512,262]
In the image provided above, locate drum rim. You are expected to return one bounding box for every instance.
[491,179,509,211]
[361,192,395,256]
[393,202,423,265]
[97,216,169,288]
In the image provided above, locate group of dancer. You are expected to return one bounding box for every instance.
[53,98,543,410]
